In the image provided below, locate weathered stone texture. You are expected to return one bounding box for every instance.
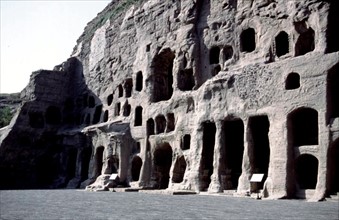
[1,0,338,201]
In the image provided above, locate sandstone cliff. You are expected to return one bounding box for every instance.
[0,0,338,201]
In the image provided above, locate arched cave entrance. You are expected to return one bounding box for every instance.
[81,147,92,181]
[327,63,339,123]
[95,146,104,177]
[248,115,270,190]
[153,143,173,189]
[66,148,78,181]
[327,139,339,195]
[223,118,244,189]
[288,107,318,146]
[200,122,216,191]
[172,156,187,183]
[131,156,142,181]
[295,154,318,190]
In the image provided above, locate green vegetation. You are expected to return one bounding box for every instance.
[0,106,14,128]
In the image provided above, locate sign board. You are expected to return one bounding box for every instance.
[109,173,119,181]
[250,173,264,183]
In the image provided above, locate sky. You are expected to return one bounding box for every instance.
[0,0,111,94]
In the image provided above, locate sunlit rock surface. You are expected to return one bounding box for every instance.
[1,0,338,201]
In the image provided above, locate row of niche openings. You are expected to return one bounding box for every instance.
[146,113,175,134]
[209,45,233,76]
[32,107,77,128]
[106,78,134,106]
[107,72,143,106]
[113,101,131,117]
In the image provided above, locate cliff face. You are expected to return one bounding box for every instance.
[1,0,338,201]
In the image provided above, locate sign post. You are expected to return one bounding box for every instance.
[250,173,264,200]
[109,173,119,192]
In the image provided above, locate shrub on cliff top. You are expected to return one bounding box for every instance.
[0,106,13,128]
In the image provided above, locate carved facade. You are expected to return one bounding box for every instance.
[0,0,338,201]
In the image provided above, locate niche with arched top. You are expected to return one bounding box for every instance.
[131,156,142,181]
[123,102,131,116]
[295,154,318,189]
[114,102,121,116]
[288,107,318,146]
[223,46,233,61]
[295,28,315,56]
[240,28,256,52]
[124,78,133,98]
[147,118,155,136]
[134,106,143,126]
[178,69,195,91]
[285,72,300,90]
[275,31,289,57]
[118,85,123,98]
[107,94,113,106]
[136,71,143,92]
[150,48,175,102]
[155,115,166,134]
[172,156,187,183]
[103,110,109,122]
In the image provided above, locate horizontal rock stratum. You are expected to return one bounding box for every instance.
[0,0,338,201]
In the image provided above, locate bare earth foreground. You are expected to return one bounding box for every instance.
[0,190,338,220]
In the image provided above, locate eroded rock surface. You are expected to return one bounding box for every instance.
[1,0,338,201]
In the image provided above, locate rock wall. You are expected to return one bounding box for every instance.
[1,0,338,201]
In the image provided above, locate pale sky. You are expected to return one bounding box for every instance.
[0,0,111,93]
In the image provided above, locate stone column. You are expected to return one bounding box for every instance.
[139,138,152,187]
[208,120,224,193]
[189,124,203,192]
[237,118,251,195]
